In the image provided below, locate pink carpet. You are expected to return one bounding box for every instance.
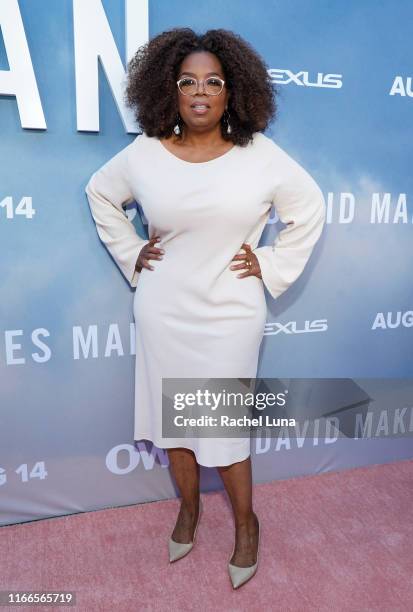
[1,459,413,611]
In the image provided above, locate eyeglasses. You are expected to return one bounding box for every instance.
[176,76,225,96]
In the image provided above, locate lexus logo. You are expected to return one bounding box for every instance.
[268,69,343,89]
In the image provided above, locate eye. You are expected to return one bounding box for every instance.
[205,77,224,94]
[180,77,196,86]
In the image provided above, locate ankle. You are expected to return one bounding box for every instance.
[181,497,200,516]
[234,510,257,530]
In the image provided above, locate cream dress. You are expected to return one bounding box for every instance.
[85,131,326,467]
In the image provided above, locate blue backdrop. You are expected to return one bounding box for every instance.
[1,0,412,526]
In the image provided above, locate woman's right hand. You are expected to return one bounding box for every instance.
[135,235,164,272]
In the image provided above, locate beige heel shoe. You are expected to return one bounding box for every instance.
[168,499,203,563]
[228,518,260,589]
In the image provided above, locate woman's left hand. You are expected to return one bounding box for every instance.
[230,243,262,279]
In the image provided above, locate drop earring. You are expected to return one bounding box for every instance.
[223,108,232,134]
[173,113,181,135]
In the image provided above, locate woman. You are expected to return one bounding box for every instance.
[85,27,326,589]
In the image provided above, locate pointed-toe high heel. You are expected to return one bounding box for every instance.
[168,499,203,563]
[228,518,260,589]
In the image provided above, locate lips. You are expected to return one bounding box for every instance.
[190,104,210,115]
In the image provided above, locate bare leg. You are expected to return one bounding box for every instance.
[167,448,201,544]
[217,456,259,567]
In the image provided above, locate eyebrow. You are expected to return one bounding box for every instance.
[178,71,223,77]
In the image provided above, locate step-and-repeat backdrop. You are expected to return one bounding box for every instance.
[1,0,412,526]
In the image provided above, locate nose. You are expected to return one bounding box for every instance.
[195,79,207,94]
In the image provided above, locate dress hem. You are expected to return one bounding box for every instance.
[134,436,251,468]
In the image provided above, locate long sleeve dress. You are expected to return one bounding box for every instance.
[85,131,326,467]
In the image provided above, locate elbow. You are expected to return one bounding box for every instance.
[84,172,97,198]
[304,186,327,247]
[314,185,327,230]
[85,180,92,199]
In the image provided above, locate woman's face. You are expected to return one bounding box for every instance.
[176,51,229,135]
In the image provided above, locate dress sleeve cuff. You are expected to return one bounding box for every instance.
[130,238,151,287]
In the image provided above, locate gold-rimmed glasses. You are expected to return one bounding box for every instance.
[176,76,225,96]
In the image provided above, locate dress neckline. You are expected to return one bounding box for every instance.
[154,135,238,166]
